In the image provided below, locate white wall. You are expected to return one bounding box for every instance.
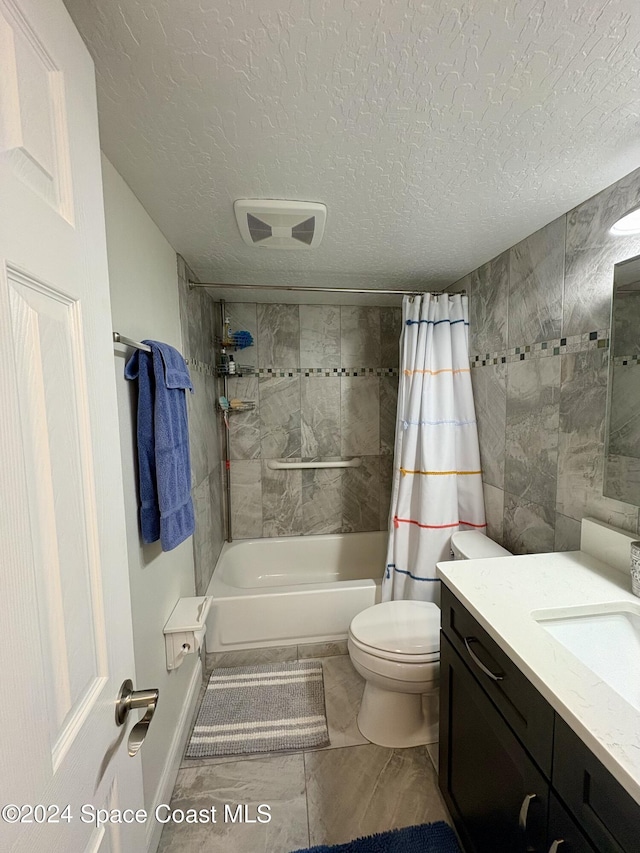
[101,155,200,848]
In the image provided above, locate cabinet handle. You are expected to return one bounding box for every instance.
[518,793,537,831]
[548,842,564,852]
[463,637,504,681]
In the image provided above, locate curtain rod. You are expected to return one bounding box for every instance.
[187,281,464,296]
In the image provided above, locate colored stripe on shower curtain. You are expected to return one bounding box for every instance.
[382,293,486,603]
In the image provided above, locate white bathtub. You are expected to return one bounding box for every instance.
[205,531,387,652]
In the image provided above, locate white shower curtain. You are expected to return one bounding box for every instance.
[382,293,486,602]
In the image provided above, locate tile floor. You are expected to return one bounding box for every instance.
[158,651,452,853]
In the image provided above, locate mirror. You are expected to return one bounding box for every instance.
[604,254,640,505]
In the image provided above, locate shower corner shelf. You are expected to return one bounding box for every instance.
[217,305,256,544]
[217,400,256,414]
[216,364,256,377]
[216,337,254,351]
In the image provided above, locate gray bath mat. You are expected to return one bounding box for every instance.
[186,660,329,757]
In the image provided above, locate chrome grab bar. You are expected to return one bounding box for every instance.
[267,458,361,470]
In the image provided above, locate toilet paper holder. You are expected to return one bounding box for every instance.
[164,596,212,671]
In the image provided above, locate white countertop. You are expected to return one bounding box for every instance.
[437,547,640,805]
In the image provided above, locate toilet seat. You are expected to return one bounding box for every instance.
[348,634,439,665]
[349,600,440,663]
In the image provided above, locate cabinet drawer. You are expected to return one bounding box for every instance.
[441,584,554,775]
[548,793,597,853]
[553,717,640,853]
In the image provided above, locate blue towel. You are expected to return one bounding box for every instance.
[125,340,195,551]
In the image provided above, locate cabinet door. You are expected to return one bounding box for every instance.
[440,633,549,853]
[548,793,597,853]
[553,717,640,853]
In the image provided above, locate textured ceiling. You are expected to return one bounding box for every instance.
[64,0,640,295]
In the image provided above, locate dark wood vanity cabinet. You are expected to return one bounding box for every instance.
[440,632,548,852]
[439,584,640,853]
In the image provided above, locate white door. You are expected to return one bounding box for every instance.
[0,0,147,850]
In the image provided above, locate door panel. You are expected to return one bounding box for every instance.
[0,0,74,220]
[9,268,105,754]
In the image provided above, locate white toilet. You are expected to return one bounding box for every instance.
[348,531,511,748]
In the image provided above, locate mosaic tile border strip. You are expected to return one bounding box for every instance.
[255,366,400,378]
[470,329,609,368]
[613,354,640,367]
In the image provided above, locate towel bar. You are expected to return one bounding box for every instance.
[113,331,151,352]
[267,458,362,470]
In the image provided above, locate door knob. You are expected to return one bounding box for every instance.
[115,679,159,757]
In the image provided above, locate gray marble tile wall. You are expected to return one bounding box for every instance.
[450,167,640,554]
[224,302,402,538]
[177,256,225,593]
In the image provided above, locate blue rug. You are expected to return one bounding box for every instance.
[291,822,462,853]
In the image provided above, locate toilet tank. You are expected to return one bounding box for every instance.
[450,531,512,560]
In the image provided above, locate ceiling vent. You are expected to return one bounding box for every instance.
[234,199,327,249]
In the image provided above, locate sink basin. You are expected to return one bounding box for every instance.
[533,603,640,712]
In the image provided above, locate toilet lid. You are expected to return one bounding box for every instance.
[349,601,440,656]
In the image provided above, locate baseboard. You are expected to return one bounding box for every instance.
[145,657,203,852]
